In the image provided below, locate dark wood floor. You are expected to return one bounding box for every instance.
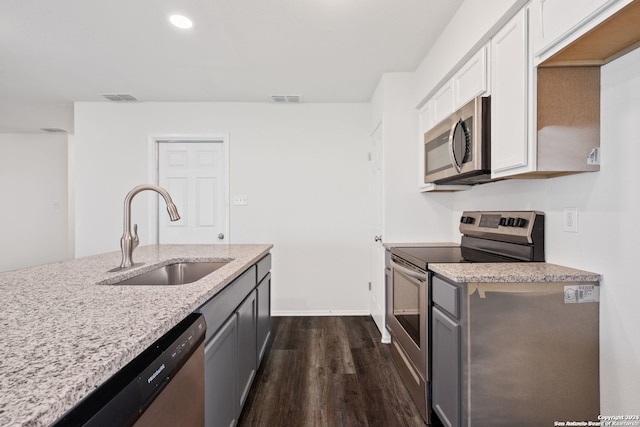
[238,316,426,427]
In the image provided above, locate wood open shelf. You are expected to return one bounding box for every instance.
[541,0,640,67]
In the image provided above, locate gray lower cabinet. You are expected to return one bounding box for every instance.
[432,306,461,427]
[205,314,239,427]
[432,275,462,427]
[237,290,257,409]
[197,253,272,427]
[256,272,271,364]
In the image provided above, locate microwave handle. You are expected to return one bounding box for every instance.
[448,119,462,173]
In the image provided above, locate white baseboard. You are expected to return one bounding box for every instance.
[381,329,391,344]
[271,310,371,317]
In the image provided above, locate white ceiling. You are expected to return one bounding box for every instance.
[0,0,463,133]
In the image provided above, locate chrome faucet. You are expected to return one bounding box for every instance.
[116,184,181,270]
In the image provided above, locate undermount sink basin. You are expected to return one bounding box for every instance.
[112,261,228,286]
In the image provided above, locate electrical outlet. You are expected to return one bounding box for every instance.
[563,208,578,233]
[233,195,248,206]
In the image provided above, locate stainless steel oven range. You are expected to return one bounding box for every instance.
[388,210,545,424]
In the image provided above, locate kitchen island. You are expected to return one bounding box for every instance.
[0,244,272,427]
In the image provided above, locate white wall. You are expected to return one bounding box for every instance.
[74,102,371,315]
[429,48,640,415]
[372,73,455,242]
[0,133,69,271]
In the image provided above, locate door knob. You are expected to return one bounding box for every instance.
[374,235,382,242]
[218,233,224,240]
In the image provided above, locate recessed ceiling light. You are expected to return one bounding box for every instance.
[169,15,193,29]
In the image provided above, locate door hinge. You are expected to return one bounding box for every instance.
[368,281,372,291]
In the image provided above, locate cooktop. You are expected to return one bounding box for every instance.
[390,210,545,270]
[390,245,522,270]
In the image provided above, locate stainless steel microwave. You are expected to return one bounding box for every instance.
[424,96,493,185]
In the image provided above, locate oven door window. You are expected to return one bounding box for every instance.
[393,268,422,346]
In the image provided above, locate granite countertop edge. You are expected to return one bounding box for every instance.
[0,243,272,427]
[429,262,602,283]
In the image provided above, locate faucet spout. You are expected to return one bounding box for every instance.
[117,184,181,270]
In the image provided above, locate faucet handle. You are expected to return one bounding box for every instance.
[132,224,140,249]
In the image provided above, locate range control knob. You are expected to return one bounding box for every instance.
[460,216,475,224]
[499,217,508,227]
[514,217,527,228]
[506,217,516,227]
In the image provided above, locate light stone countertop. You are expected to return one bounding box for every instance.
[0,244,272,427]
[429,262,601,283]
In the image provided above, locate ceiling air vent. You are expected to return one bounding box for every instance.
[270,95,301,103]
[41,127,69,133]
[102,93,140,102]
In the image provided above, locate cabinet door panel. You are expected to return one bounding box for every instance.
[491,7,530,174]
[237,290,257,408]
[453,46,488,109]
[432,307,461,427]
[257,273,271,364]
[204,315,238,427]
[432,81,454,126]
[419,100,435,135]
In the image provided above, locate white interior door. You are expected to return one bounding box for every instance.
[157,141,227,244]
[369,124,390,343]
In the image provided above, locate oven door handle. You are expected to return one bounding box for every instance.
[391,260,426,282]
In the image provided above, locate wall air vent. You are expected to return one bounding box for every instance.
[102,93,140,102]
[270,95,301,103]
[41,127,69,133]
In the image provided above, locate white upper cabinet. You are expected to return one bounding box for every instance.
[453,46,489,109]
[417,0,634,185]
[419,99,435,135]
[431,80,454,126]
[423,45,490,131]
[490,7,532,176]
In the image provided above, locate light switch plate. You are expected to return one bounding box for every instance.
[563,207,578,233]
[233,195,248,206]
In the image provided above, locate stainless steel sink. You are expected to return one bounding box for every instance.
[112,261,228,285]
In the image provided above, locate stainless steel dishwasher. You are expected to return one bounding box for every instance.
[53,313,206,427]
